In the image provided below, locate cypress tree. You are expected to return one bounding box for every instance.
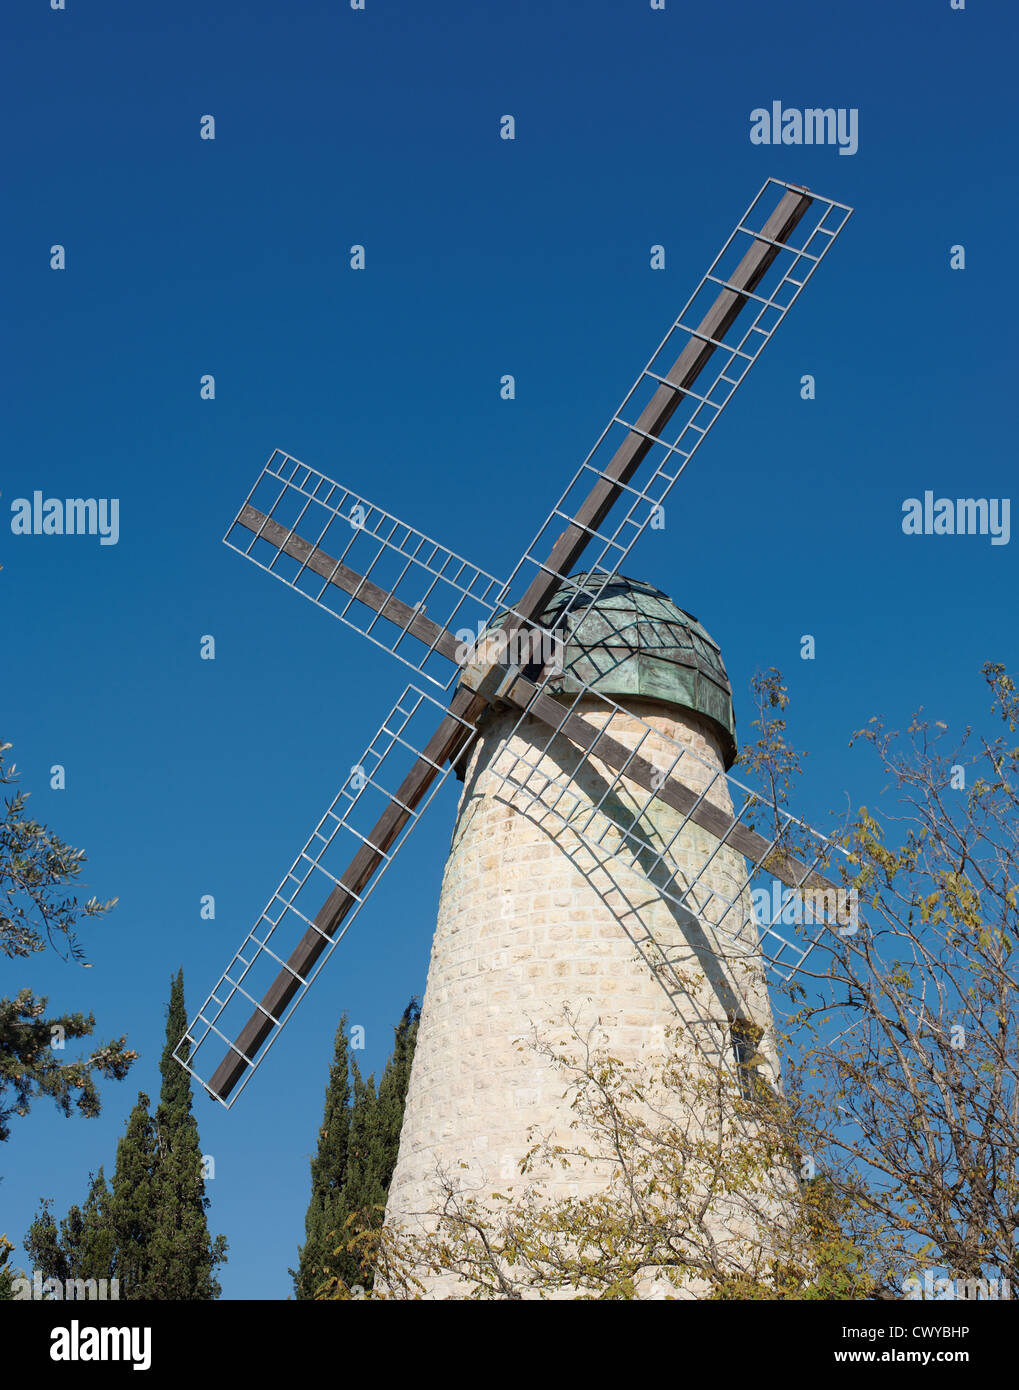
[108,1092,158,1298]
[292,1015,353,1299]
[23,1169,116,1295]
[375,999,420,1184]
[23,1199,69,1284]
[62,1168,116,1286]
[0,1235,15,1299]
[292,1000,420,1297]
[340,1057,387,1230]
[23,971,225,1302]
[146,968,227,1299]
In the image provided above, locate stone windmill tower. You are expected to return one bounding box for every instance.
[383,574,787,1295]
[176,179,853,1291]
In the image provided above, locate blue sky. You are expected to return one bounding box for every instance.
[3,0,1015,1298]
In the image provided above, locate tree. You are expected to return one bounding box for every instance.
[374,1000,421,1184]
[293,1002,420,1298]
[339,1058,388,1243]
[19,973,225,1301]
[328,1009,876,1301]
[789,662,1019,1297]
[0,1232,16,1299]
[321,665,1018,1300]
[292,1014,353,1298]
[60,1168,116,1288]
[23,1198,69,1285]
[145,969,227,1299]
[0,741,135,1141]
[21,1168,115,1298]
[107,1092,159,1297]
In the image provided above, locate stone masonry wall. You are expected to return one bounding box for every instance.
[382,697,788,1297]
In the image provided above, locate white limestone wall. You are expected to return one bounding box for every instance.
[383,697,786,1297]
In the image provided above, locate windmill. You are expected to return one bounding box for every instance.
[176,180,854,1286]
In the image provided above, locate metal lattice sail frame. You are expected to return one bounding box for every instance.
[177,177,854,1106]
[180,686,477,1106]
[487,682,854,983]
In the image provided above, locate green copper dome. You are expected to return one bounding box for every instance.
[530,573,737,768]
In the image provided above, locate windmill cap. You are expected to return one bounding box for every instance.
[529,572,737,768]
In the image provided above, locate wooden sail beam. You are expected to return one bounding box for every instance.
[235,505,463,664]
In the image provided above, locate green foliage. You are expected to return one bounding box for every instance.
[292,1014,352,1299]
[332,1015,881,1301]
[709,1177,876,1301]
[108,1092,159,1295]
[741,663,1019,1295]
[24,971,226,1300]
[144,970,227,1299]
[329,666,1019,1300]
[339,1058,389,1233]
[737,669,802,814]
[292,1000,419,1298]
[375,1001,420,1182]
[0,991,135,1142]
[23,1199,67,1282]
[0,740,115,964]
[0,1232,15,1299]
[63,1169,116,1285]
[22,1169,116,1295]
[0,741,134,1140]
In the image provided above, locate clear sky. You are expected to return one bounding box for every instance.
[3,0,1015,1299]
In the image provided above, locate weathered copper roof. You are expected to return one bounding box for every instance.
[533,573,737,768]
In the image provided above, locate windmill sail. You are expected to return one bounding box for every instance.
[176,684,478,1105]
[225,450,513,691]
[496,179,852,658]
